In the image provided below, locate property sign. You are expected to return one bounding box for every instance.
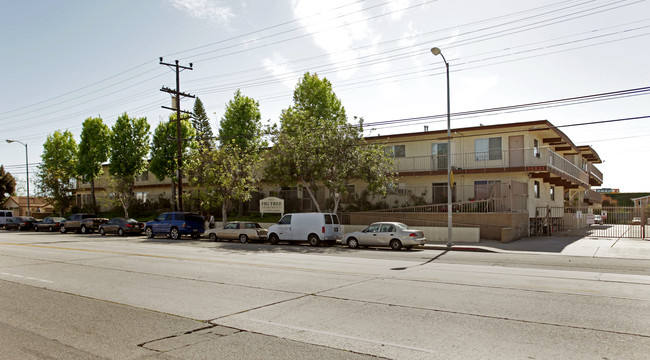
[260,197,284,215]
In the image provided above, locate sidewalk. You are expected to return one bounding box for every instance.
[424,235,650,260]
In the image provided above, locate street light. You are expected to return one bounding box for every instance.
[5,139,30,216]
[431,47,453,248]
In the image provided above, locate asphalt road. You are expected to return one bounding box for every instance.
[1,231,649,359]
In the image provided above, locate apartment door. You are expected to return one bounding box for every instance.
[432,182,456,204]
[431,143,448,171]
[508,135,524,167]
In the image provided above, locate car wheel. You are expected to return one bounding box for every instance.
[100,228,106,236]
[308,234,320,247]
[80,225,88,234]
[209,233,217,241]
[347,237,359,249]
[34,225,39,232]
[49,226,53,232]
[170,227,180,240]
[239,234,248,243]
[118,228,124,236]
[269,234,279,245]
[60,225,67,234]
[390,239,403,251]
[145,227,154,239]
[191,233,200,239]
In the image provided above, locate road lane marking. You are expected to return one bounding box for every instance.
[248,318,437,354]
[1,272,53,283]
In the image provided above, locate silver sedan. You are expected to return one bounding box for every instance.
[342,222,426,250]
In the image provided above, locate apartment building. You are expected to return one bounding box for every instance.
[75,120,604,241]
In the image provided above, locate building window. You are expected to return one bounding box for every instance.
[534,139,540,158]
[550,186,555,201]
[534,181,540,199]
[474,180,501,200]
[475,137,502,161]
[137,171,149,182]
[136,192,148,203]
[385,145,406,157]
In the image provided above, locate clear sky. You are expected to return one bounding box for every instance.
[1,0,649,194]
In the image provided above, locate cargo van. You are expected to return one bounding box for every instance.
[0,210,15,229]
[268,213,343,246]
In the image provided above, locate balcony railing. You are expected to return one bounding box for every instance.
[392,148,590,186]
[587,162,603,184]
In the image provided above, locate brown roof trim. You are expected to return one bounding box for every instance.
[366,119,552,140]
[366,119,584,155]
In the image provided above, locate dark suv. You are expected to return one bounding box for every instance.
[144,212,204,240]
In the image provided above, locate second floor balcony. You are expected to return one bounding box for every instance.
[392,148,590,188]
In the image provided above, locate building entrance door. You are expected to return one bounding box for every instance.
[509,135,524,167]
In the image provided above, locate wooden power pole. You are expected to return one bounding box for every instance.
[159,57,195,212]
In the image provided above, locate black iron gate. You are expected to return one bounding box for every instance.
[533,206,647,238]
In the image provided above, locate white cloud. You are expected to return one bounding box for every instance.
[292,0,373,79]
[169,0,234,25]
[386,0,413,20]
[262,53,301,90]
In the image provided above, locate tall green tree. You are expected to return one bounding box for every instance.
[37,130,78,216]
[150,113,196,210]
[192,97,214,150]
[186,142,261,225]
[266,72,394,213]
[76,117,111,213]
[219,89,264,153]
[0,165,16,205]
[109,112,150,217]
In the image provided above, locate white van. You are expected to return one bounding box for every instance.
[0,210,15,229]
[268,213,343,246]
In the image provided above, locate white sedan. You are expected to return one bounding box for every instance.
[342,222,426,250]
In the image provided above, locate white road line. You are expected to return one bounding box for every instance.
[1,272,53,283]
[249,318,436,354]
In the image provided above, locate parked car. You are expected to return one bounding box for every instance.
[0,210,15,229]
[341,222,426,250]
[5,216,39,231]
[632,217,641,225]
[60,213,109,234]
[593,215,603,225]
[206,221,268,243]
[33,217,66,232]
[99,218,145,236]
[144,212,204,240]
[267,213,342,246]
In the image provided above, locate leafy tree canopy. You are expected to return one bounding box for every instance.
[37,130,78,215]
[0,165,16,205]
[192,97,214,150]
[219,89,264,153]
[108,112,150,217]
[150,113,196,182]
[186,141,262,225]
[109,112,150,179]
[76,116,111,182]
[266,72,394,212]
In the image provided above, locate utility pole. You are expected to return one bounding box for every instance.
[159,57,195,212]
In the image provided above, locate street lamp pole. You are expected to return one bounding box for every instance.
[430,47,453,247]
[6,139,30,216]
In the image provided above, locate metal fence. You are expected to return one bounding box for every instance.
[532,206,648,238]
[340,212,480,229]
